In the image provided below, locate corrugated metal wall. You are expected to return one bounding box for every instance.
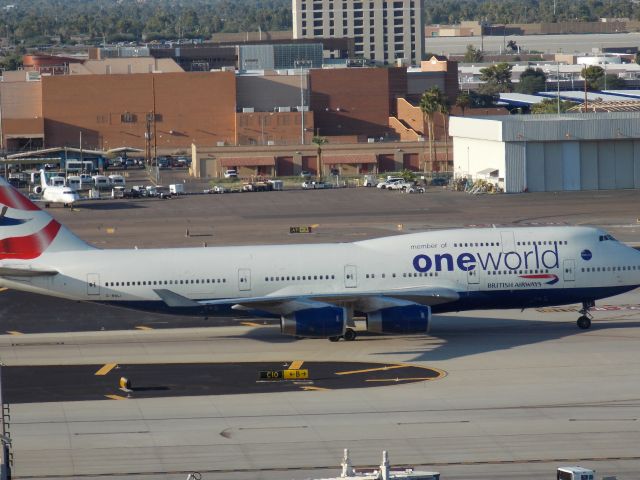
[504,143,525,193]
[524,139,640,192]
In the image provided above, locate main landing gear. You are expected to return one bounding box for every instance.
[329,328,357,342]
[577,300,595,329]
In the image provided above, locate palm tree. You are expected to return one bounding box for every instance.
[419,86,445,173]
[455,91,471,116]
[312,134,328,181]
[439,97,451,172]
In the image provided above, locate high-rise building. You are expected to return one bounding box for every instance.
[292,0,424,66]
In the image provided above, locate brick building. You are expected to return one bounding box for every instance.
[41,72,236,151]
[310,67,407,138]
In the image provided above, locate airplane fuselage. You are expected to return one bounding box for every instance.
[3,226,639,317]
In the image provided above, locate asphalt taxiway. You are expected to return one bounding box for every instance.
[2,187,640,479]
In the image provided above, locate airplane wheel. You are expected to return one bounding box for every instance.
[343,328,357,341]
[577,316,591,330]
[329,336,341,342]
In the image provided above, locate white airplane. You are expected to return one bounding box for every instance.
[34,169,79,207]
[1,174,639,341]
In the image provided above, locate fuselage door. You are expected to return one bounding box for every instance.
[238,268,251,291]
[344,265,357,288]
[500,231,516,253]
[563,259,575,282]
[87,273,100,296]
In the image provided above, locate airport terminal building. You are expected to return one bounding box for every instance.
[450,112,640,193]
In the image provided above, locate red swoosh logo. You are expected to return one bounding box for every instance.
[519,274,556,279]
[0,220,61,260]
[0,186,40,211]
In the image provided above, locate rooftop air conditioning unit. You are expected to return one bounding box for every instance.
[297,106,309,112]
[367,138,375,143]
[216,141,225,147]
[267,140,275,146]
[242,107,255,113]
[277,107,291,113]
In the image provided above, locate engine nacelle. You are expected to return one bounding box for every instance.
[33,185,43,195]
[367,305,431,335]
[281,306,346,338]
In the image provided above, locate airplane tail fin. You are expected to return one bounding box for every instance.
[39,168,48,191]
[0,175,93,262]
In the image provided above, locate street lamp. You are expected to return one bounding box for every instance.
[294,59,312,145]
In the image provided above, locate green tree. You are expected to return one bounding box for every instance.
[515,67,547,94]
[0,53,23,71]
[463,44,483,63]
[420,86,446,173]
[455,91,471,116]
[581,65,604,91]
[479,62,513,95]
[531,98,576,114]
[595,73,624,90]
[312,134,328,182]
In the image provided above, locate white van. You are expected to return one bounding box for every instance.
[66,176,82,191]
[49,176,65,187]
[79,174,94,187]
[108,175,126,187]
[92,175,109,189]
[65,160,83,174]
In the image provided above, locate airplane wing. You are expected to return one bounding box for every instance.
[154,286,459,314]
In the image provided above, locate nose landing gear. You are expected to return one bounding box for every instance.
[577,300,595,329]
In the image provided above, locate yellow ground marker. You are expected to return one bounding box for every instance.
[106,227,116,234]
[289,360,304,370]
[241,321,261,327]
[6,331,22,336]
[335,365,407,376]
[95,363,117,376]
[105,394,127,400]
[0,288,8,293]
[301,386,329,391]
[311,224,319,228]
[135,326,153,331]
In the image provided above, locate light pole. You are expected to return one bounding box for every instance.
[295,59,312,145]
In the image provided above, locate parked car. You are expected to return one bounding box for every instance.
[204,185,227,194]
[376,177,403,189]
[302,180,327,189]
[300,170,312,178]
[430,177,449,186]
[223,169,238,178]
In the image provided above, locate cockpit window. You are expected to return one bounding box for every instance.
[599,234,617,242]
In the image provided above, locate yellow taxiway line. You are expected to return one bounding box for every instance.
[95,363,117,376]
[0,288,8,293]
[300,386,329,391]
[335,365,407,376]
[241,321,262,327]
[135,326,153,331]
[105,394,128,400]
[6,331,22,336]
[366,377,439,383]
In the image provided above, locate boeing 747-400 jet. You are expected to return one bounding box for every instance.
[1,174,639,340]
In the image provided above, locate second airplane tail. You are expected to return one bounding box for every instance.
[0,175,93,261]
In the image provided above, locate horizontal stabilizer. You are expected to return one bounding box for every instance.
[153,289,200,308]
[0,266,58,277]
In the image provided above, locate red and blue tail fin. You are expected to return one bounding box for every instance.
[0,175,92,261]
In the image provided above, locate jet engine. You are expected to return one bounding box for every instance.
[367,305,431,334]
[34,186,43,194]
[281,306,347,338]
